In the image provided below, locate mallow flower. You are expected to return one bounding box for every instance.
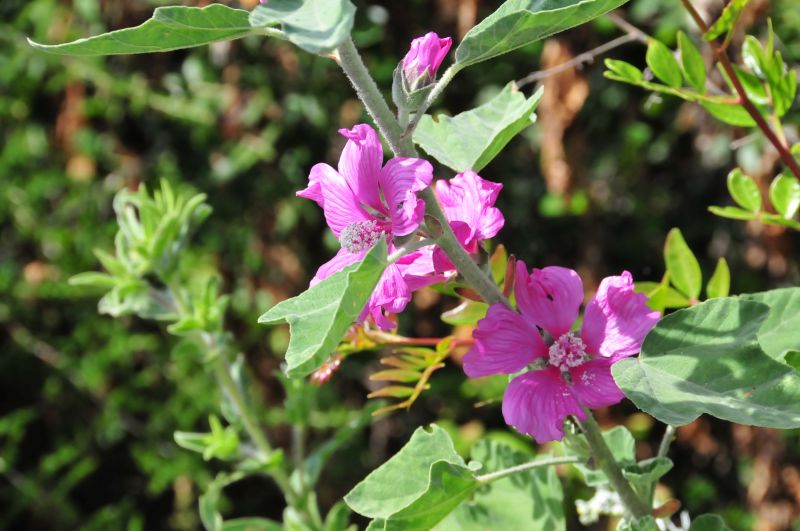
[401,32,452,91]
[433,170,504,272]
[297,123,443,329]
[463,263,659,443]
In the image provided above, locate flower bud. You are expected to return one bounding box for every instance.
[400,32,452,91]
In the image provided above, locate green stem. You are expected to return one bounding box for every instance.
[336,37,410,156]
[657,424,676,459]
[575,410,650,518]
[475,456,579,484]
[402,64,460,138]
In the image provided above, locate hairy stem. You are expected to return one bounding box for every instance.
[657,424,677,459]
[679,0,800,179]
[576,410,650,518]
[475,456,580,484]
[402,64,460,138]
[335,39,509,307]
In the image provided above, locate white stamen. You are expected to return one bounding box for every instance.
[548,332,588,372]
[339,220,383,253]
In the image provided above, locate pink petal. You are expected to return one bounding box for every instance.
[396,246,447,291]
[569,358,625,409]
[581,271,660,359]
[299,163,372,237]
[401,32,453,79]
[435,171,504,249]
[514,262,583,338]
[502,368,585,444]
[338,124,385,213]
[310,248,364,286]
[379,158,433,237]
[462,304,546,378]
[362,264,412,330]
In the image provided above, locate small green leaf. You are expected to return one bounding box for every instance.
[784,351,800,371]
[370,369,421,383]
[249,0,355,55]
[706,258,730,299]
[708,205,758,220]
[646,39,683,88]
[705,0,750,41]
[604,58,644,82]
[258,240,387,378]
[221,518,283,531]
[677,31,706,91]
[29,5,254,56]
[612,290,800,428]
[690,514,733,531]
[664,228,702,300]
[700,101,757,127]
[68,272,118,290]
[413,83,542,172]
[455,0,629,67]
[441,300,489,326]
[742,35,768,79]
[769,172,800,219]
[727,168,761,213]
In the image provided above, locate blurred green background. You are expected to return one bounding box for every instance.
[2,0,799,529]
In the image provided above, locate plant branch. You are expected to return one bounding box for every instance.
[575,410,650,518]
[517,33,638,88]
[679,0,800,179]
[657,424,677,459]
[475,456,580,484]
[402,64,460,139]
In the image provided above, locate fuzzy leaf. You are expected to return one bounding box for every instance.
[413,83,542,172]
[258,240,387,377]
[455,0,629,68]
[29,5,253,56]
[249,0,355,54]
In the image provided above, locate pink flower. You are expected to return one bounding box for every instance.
[401,32,452,90]
[463,263,660,443]
[432,170,504,272]
[298,124,442,329]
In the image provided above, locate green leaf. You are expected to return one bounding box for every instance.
[690,514,733,531]
[221,518,283,531]
[68,272,118,290]
[704,0,750,41]
[258,240,387,377]
[29,5,254,56]
[742,35,769,80]
[344,424,475,530]
[677,31,706,91]
[612,291,800,428]
[619,516,659,531]
[700,101,757,127]
[604,59,644,83]
[441,300,489,326]
[664,228,702,300]
[249,0,355,55]
[706,258,730,299]
[646,39,682,88]
[436,440,565,531]
[769,172,800,219]
[413,83,542,172]
[708,205,758,220]
[622,456,673,500]
[784,351,800,371]
[727,168,761,213]
[455,0,629,68]
[565,426,635,486]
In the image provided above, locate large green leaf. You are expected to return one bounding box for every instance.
[612,291,800,428]
[344,424,474,529]
[29,5,253,56]
[436,440,565,531]
[249,0,355,54]
[455,0,629,68]
[413,83,542,172]
[258,240,387,377]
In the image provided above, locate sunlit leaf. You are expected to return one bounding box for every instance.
[249,0,356,54]
[664,228,702,301]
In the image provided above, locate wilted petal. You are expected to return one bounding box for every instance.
[502,368,585,444]
[463,305,545,378]
[338,124,384,213]
[581,271,660,359]
[515,262,583,338]
[299,163,372,237]
[569,358,625,409]
[379,158,433,237]
[310,248,364,286]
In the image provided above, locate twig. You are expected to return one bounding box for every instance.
[517,33,638,88]
[680,0,800,180]
[606,11,650,44]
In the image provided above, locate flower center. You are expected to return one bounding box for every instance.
[548,332,588,372]
[339,220,384,253]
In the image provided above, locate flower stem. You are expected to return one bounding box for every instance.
[474,456,579,484]
[679,0,800,180]
[657,424,676,459]
[575,410,650,518]
[402,64,460,138]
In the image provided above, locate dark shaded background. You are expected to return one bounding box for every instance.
[2,0,799,529]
